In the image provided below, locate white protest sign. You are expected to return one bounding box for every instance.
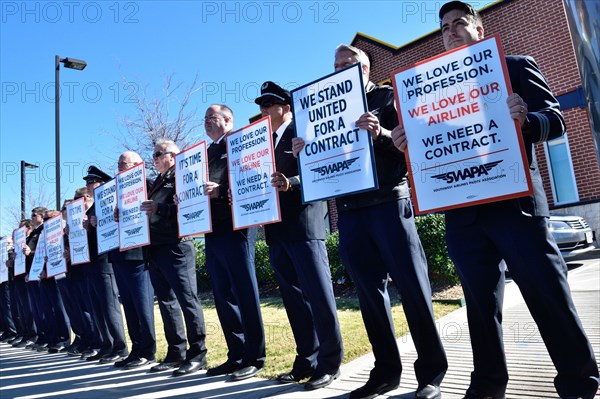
[0,237,8,283]
[44,215,67,277]
[292,63,377,203]
[94,179,119,254]
[13,226,26,276]
[116,163,150,251]
[175,142,212,236]
[28,230,46,281]
[227,116,281,229]
[66,198,90,265]
[391,35,532,214]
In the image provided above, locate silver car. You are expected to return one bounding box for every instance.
[548,214,596,259]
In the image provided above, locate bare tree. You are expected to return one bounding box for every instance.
[1,182,57,232]
[116,74,206,174]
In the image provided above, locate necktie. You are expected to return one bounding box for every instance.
[273,132,278,147]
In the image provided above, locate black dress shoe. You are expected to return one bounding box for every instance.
[0,333,16,342]
[206,361,240,376]
[7,336,23,345]
[276,369,314,383]
[123,357,155,370]
[230,365,262,381]
[36,343,49,352]
[349,377,400,399]
[416,384,441,399]
[149,360,183,373]
[80,348,99,360]
[27,342,39,350]
[86,351,108,361]
[114,356,134,368]
[304,370,340,390]
[14,339,35,348]
[99,352,128,364]
[48,343,68,353]
[67,346,82,356]
[173,360,206,376]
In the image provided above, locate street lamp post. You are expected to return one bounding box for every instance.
[21,161,39,220]
[55,55,87,210]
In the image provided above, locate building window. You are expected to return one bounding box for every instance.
[544,134,579,205]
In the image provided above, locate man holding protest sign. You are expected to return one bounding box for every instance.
[23,209,47,350]
[293,45,447,399]
[141,140,208,376]
[83,166,128,364]
[256,82,343,390]
[392,2,599,398]
[201,104,266,381]
[110,151,156,369]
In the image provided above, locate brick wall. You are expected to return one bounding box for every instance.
[325,0,600,231]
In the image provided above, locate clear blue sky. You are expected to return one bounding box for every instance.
[0,0,496,236]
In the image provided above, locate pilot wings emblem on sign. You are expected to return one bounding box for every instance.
[125,226,143,236]
[240,199,269,212]
[310,157,359,176]
[432,160,503,184]
[101,229,118,239]
[182,210,204,221]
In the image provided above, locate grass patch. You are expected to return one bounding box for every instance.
[140,297,459,379]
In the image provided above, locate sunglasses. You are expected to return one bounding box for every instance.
[153,150,173,159]
[260,101,286,108]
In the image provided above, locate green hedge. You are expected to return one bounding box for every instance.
[194,213,457,291]
[414,213,458,285]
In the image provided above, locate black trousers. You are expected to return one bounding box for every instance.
[338,198,447,388]
[446,203,599,398]
[148,240,207,363]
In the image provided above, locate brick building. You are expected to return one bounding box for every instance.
[327,0,600,243]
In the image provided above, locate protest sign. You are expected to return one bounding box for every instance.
[44,215,67,277]
[227,116,281,229]
[116,163,150,251]
[28,230,46,281]
[13,226,26,276]
[391,35,532,214]
[175,142,212,236]
[94,179,119,254]
[292,63,377,203]
[66,198,90,264]
[0,237,8,283]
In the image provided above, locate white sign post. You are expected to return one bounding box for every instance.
[292,63,377,203]
[391,35,532,214]
[227,116,281,230]
[175,142,212,236]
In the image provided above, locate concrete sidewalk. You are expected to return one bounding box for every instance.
[1,254,598,399]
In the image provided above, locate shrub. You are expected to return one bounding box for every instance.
[193,239,212,291]
[414,213,458,285]
[325,231,349,284]
[254,239,276,285]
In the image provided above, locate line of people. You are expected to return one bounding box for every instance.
[1,2,599,398]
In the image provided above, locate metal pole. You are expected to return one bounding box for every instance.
[55,55,61,210]
[20,160,25,221]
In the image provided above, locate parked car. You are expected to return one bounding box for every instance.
[548,214,596,259]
